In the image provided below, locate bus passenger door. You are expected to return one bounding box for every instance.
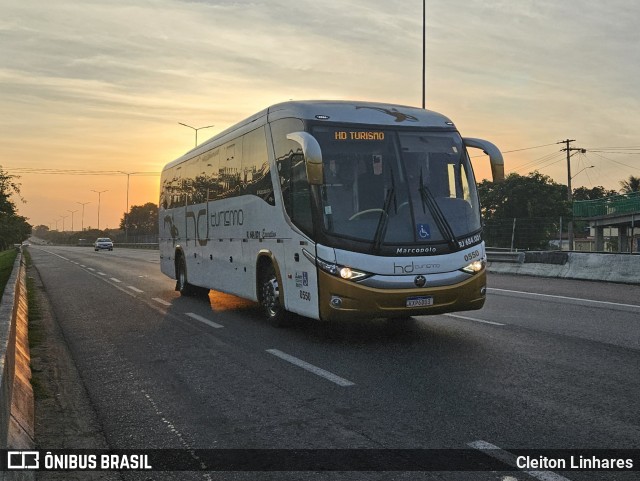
[282,236,319,320]
[280,157,320,320]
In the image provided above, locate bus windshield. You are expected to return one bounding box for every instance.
[312,126,481,251]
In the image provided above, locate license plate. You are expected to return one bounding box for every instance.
[406,296,434,308]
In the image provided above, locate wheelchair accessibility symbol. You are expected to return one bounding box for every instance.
[416,224,431,239]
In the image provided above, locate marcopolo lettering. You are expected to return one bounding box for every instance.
[211,209,244,228]
[396,247,437,255]
[394,261,441,274]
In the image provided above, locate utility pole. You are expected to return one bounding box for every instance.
[559,139,586,251]
[422,0,426,109]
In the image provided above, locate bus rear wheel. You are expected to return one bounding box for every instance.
[260,264,288,327]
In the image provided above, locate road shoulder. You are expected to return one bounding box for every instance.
[28,262,121,480]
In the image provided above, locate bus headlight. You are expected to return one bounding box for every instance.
[461,260,485,274]
[317,258,370,281]
[339,267,368,281]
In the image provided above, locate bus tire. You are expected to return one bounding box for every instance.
[176,256,209,298]
[260,264,288,327]
[176,256,194,296]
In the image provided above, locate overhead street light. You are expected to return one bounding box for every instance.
[91,190,108,230]
[571,165,594,180]
[77,201,90,232]
[67,210,78,232]
[422,0,426,109]
[178,122,215,147]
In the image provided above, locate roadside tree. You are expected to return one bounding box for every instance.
[478,172,571,249]
[120,202,158,237]
[0,166,31,249]
[619,175,640,194]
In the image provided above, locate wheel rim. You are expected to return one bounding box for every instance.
[262,276,280,318]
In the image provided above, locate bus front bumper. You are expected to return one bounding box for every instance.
[318,269,486,322]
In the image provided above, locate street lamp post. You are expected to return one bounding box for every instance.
[77,201,90,231]
[572,165,594,180]
[120,172,139,242]
[422,0,426,109]
[67,210,78,232]
[60,215,68,233]
[178,122,215,147]
[91,190,108,230]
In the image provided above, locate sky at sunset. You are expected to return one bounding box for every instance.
[2,0,639,230]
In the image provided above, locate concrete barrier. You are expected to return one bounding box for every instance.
[0,249,35,460]
[488,251,640,284]
[486,251,524,263]
[114,243,159,250]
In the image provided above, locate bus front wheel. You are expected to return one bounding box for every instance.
[260,264,288,327]
[176,257,192,295]
[176,257,209,297]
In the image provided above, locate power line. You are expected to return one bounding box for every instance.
[586,151,637,170]
[510,151,565,173]
[585,145,640,150]
[470,141,558,158]
[502,142,560,153]
[587,151,640,155]
[4,167,160,176]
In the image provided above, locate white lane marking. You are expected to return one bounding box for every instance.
[266,349,355,387]
[98,272,107,276]
[489,287,640,310]
[444,313,505,326]
[139,386,212,479]
[128,286,144,293]
[110,278,122,283]
[185,312,224,329]
[468,440,572,481]
[80,264,86,268]
[87,267,96,271]
[152,298,172,306]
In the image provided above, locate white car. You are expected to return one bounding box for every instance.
[94,238,114,251]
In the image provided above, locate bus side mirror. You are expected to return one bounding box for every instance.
[286,132,324,185]
[463,138,504,182]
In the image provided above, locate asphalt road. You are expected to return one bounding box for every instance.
[26,246,640,481]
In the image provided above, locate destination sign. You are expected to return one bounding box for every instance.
[334,131,385,141]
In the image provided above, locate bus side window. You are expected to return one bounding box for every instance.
[242,127,274,205]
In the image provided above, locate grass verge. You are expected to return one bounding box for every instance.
[0,248,18,296]
[22,249,48,399]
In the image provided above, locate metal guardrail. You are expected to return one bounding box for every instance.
[573,191,640,218]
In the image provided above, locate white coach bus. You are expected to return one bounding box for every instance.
[159,100,504,325]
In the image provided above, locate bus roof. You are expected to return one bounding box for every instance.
[266,100,454,127]
[164,100,455,170]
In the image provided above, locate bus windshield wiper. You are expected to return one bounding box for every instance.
[372,170,396,253]
[418,168,458,249]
